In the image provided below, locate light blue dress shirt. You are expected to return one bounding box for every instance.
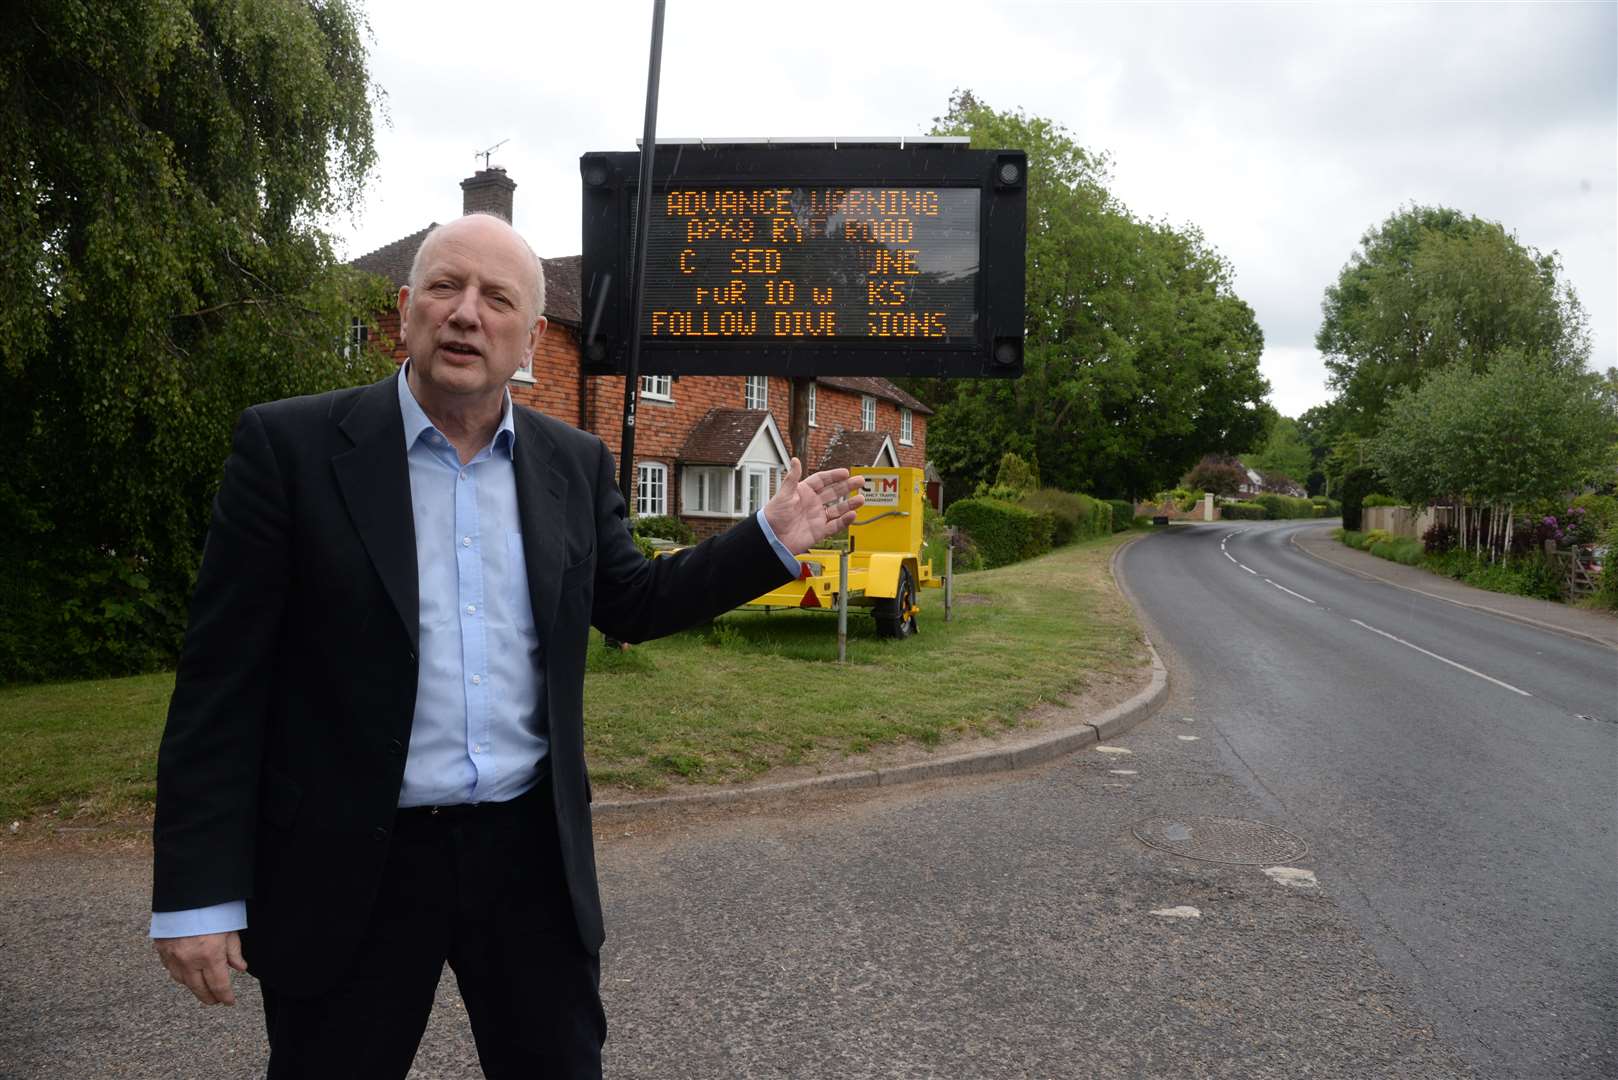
[152,366,799,938]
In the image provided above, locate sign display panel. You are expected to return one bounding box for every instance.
[641,186,979,343]
[580,145,1025,378]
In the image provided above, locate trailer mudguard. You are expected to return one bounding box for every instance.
[863,553,910,599]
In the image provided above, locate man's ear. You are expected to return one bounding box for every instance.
[529,315,547,352]
[397,285,412,335]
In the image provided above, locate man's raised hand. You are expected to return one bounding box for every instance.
[762,458,865,554]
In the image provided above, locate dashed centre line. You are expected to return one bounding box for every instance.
[1264,579,1316,604]
[1349,618,1533,697]
[1215,527,1534,701]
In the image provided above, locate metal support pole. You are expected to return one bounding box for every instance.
[616,0,666,501]
[837,548,849,663]
[944,528,954,622]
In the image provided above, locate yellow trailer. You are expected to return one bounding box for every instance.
[745,466,942,638]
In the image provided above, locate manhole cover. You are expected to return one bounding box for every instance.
[1132,816,1308,865]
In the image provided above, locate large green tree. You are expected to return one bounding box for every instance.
[1244,414,1312,488]
[1318,205,1589,435]
[910,92,1270,501]
[1370,350,1616,553]
[1,0,392,681]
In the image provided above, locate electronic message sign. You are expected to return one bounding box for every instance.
[579,144,1025,378]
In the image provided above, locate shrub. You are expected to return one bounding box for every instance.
[993,451,1040,493]
[1221,501,1267,520]
[1361,494,1403,508]
[1253,493,1316,520]
[1369,537,1424,566]
[1428,550,1566,601]
[1310,497,1343,518]
[633,514,696,544]
[946,497,1053,568]
[1340,467,1378,531]
[1019,488,1111,545]
[1572,493,1618,534]
[1182,454,1247,496]
[1105,500,1134,532]
[1593,523,1618,611]
[1422,522,1459,554]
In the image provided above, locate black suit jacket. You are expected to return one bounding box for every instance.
[152,374,793,993]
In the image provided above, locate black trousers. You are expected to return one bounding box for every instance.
[260,776,606,1079]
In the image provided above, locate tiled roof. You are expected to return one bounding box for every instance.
[816,376,934,415]
[350,224,438,289]
[818,428,897,470]
[678,408,773,466]
[348,227,582,326]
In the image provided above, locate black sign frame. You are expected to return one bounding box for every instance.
[579,145,1025,378]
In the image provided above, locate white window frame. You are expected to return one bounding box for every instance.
[343,316,368,360]
[807,382,817,427]
[745,375,769,411]
[861,395,876,432]
[684,466,736,518]
[639,374,672,402]
[636,462,667,517]
[743,465,772,515]
[900,407,913,445]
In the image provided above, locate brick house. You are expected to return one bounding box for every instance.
[350,168,934,538]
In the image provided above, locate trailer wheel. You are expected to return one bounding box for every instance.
[874,567,917,639]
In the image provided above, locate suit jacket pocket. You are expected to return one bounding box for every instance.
[560,545,595,592]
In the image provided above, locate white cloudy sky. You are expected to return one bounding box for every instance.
[334,0,1616,419]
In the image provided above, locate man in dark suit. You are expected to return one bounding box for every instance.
[150,212,862,1078]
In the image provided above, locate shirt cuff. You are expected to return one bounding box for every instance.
[150,901,248,939]
[754,510,802,576]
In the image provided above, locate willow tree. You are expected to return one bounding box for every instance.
[1,0,392,680]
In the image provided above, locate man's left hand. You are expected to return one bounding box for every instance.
[763,458,865,554]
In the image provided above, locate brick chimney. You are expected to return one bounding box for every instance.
[461,167,516,222]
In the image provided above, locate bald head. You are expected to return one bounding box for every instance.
[407,213,546,326]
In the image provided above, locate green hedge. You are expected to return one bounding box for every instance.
[946,497,1053,568]
[1361,493,1403,508]
[1253,494,1318,520]
[1019,488,1111,545]
[1311,497,1342,517]
[1105,500,1134,532]
[632,514,696,544]
[1221,501,1268,520]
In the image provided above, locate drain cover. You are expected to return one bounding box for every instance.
[1132,816,1308,865]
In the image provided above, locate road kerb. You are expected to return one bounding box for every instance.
[594,597,1171,823]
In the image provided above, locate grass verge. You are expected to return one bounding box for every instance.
[0,534,1146,822]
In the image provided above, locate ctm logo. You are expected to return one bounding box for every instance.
[861,476,900,497]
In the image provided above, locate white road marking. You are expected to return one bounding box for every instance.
[1349,619,1533,697]
[1150,906,1202,919]
[1264,867,1319,889]
[1095,745,1134,755]
[1224,552,1238,564]
[1265,579,1317,604]
[1177,735,1201,741]
[1239,564,1257,575]
[1181,716,1196,722]
[1109,769,1138,775]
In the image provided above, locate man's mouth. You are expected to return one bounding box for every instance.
[441,341,482,358]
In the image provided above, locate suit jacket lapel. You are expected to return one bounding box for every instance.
[332,377,420,653]
[513,409,568,641]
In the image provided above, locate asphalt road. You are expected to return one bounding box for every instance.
[2,523,1609,1078]
[1119,520,1617,1080]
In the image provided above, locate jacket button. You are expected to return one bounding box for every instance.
[373,826,389,841]
[388,739,404,755]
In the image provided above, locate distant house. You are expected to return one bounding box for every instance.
[349,168,935,536]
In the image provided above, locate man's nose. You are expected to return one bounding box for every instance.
[447,287,481,327]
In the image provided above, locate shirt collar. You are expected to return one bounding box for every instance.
[397,361,517,459]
